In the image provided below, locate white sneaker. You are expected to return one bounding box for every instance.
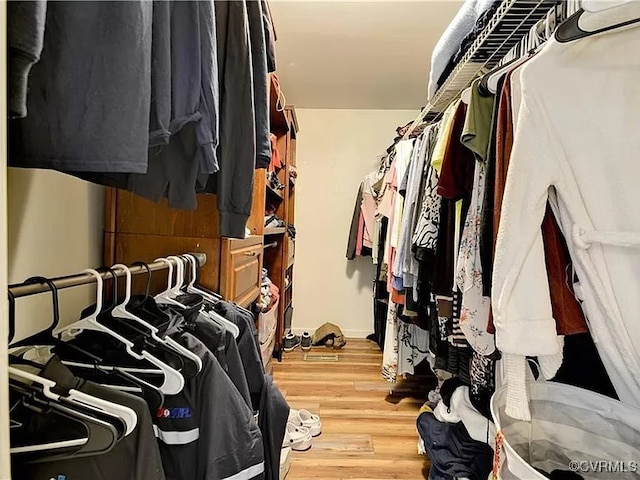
[283,422,312,451]
[280,446,292,479]
[288,409,322,437]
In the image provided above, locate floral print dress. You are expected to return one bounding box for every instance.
[455,159,496,356]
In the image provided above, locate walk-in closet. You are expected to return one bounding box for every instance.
[3,0,640,479]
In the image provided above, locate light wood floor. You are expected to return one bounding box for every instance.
[273,338,432,480]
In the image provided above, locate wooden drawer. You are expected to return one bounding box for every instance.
[221,236,263,307]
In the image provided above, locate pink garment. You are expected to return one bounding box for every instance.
[355,211,365,256]
[377,162,396,219]
[361,191,376,249]
[268,283,280,309]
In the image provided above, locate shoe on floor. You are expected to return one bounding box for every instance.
[280,447,292,479]
[301,331,312,351]
[283,332,301,352]
[283,422,312,451]
[289,409,322,437]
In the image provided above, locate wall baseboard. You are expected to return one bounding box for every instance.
[289,328,372,339]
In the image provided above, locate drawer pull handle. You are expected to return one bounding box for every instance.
[244,251,258,257]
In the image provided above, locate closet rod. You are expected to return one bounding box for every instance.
[8,252,207,299]
[264,241,279,249]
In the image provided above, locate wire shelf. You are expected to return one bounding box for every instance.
[428,0,559,113]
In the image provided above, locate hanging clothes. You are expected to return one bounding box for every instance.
[455,79,496,356]
[492,24,640,420]
[12,356,166,480]
[8,0,272,239]
[9,1,153,174]
[7,0,47,118]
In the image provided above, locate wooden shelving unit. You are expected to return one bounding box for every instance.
[264,227,286,235]
[251,73,298,360]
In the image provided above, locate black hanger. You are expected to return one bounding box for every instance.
[126,261,172,335]
[556,7,640,43]
[93,267,190,375]
[9,277,104,363]
[11,276,163,409]
[9,276,62,349]
[9,379,119,463]
[7,359,127,441]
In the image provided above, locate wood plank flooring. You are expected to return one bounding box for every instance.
[273,338,433,480]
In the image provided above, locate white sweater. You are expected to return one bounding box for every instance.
[492,16,640,420]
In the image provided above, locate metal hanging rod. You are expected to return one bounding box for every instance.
[8,252,207,299]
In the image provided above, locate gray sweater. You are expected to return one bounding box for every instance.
[214,0,256,238]
[8,1,47,118]
[10,1,153,174]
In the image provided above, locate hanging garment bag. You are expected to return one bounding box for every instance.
[490,381,640,480]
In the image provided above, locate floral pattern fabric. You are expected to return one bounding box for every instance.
[397,320,431,377]
[455,160,496,356]
[382,301,399,383]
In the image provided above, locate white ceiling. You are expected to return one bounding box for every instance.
[269,0,463,110]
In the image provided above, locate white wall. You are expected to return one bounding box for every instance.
[0,5,10,473]
[292,109,417,338]
[7,169,104,342]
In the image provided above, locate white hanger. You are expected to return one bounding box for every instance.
[205,310,240,339]
[166,256,187,298]
[486,50,537,95]
[8,366,138,436]
[55,269,185,395]
[111,263,202,373]
[154,258,185,307]
[184,254,221,302]
[461,87,472,105]
[182,255,240,339]
[10,438,88,454]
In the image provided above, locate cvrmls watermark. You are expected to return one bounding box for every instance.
[569,460,638,474]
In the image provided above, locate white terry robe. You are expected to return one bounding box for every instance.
[492,12,640,420]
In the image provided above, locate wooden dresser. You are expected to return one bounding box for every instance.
[103,187,264,308]
[103,75,299,363]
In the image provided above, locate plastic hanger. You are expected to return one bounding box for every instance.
[181,254,240,338]
[8,366,136,436]
[111,263,202,374]
[9,353,134,437]
[72,363,165,414]
[460,87,472,105]
[154,258,186,307]
[9,380,118,460]
[10,277,68,350]
[167,256,187,299]
[8,277,136,379]
[126,261,172,336]
[185,253,254,318]
[93,267,189,376]
[556,0,640,42]
[165,256,204,309]
[483,54,531,95]
[184,254,222,302]
[55,269,185,395]
[205,309,240,339]
[482,20,546,94]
